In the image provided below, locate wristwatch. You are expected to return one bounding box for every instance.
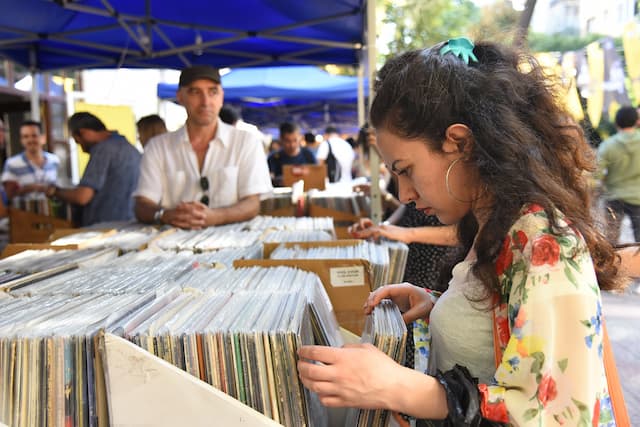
[153,208,164,224]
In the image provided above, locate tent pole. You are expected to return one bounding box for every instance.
[29,48,40,122]
[357,64,365,126]
[366,0,381,224]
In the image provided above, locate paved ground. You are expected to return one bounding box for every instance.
[603,214,639,424]
[601,289,639,423]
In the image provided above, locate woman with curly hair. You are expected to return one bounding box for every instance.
[297,39,626,426]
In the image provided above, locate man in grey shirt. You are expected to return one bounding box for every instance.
[46,112,141,226]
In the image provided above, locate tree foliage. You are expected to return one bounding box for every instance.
[467,2,519,45]
[527,32,621,53]
[380,0,479,58]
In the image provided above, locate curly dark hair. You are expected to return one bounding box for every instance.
[370,41,621,295]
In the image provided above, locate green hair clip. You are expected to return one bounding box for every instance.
[439,37,478,64]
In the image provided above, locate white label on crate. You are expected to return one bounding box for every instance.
[330,266,365,287]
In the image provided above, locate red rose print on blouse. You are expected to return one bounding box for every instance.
[513,230,528,251]
[531,234,560,267]
[523,204,544,215]
[538,374,558,407]
[496,236,513,276]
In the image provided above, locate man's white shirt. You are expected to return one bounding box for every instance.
[134,119,272,209]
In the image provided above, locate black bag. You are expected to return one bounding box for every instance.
[325,140,341,183]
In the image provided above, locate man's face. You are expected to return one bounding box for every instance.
[177,79,224,127]
[20,124,44,155]
[71,129,92,153]
[281,131,301,157]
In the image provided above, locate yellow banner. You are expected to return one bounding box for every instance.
[623,21,640,103]
[73,102,136,177]
[586,41,604,128]
[534,52,584,121]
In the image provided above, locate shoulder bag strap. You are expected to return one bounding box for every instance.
[602,321,630,425]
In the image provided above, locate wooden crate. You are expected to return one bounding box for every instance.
[9,208,74,243]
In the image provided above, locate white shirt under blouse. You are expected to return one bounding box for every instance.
[428,260,496,384]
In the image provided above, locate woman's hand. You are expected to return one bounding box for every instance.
[348,218,414,243]
[364,283,433,324]
[297,343,404,409]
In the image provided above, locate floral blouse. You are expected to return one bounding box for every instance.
[414,204,614,426]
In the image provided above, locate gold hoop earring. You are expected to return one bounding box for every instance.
[445,157,476,203]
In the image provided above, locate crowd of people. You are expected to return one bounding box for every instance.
[0,63,383,229]
[0,37,636,425]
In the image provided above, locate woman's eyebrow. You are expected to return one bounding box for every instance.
[390,159,405,174]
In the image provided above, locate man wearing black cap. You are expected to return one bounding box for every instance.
[134,65,272,229]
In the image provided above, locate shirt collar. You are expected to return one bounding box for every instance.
[180,118,231,148]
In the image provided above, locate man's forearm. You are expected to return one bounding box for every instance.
[134,197,161,223]
[50,185,94,206]
[206,195,260,226]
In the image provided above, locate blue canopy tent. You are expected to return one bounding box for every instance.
[0,0,365,71]
[156,65,365,130]
[157,66,361,101]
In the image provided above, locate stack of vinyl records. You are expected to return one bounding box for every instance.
[0,291,164,427]
[269,241,390,289]
[49,223,162,252]
[0,266,343,427]
[245,216,334,235]
[308,190,370,218]
[262,229,334,243]
[152,216,335,251]
[260,188,295,214]
[11,193,73,221]
[347,299,407,427]
[0,248,118,292]
[379,240,409,284]
[153,227,263,252]
[8,248,263,297]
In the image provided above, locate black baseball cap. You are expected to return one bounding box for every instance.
[179,65,221,87]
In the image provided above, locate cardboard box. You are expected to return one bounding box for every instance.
[1,243,79,259]
[282,164,327,191]
[9,208,74,243]
[235,240,373,335]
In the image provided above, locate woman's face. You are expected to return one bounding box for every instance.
[376,127,479,225]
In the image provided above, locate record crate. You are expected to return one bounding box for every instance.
[9,207,74,244]
[234,240,374,335]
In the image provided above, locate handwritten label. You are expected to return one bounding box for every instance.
[330,266,365,287]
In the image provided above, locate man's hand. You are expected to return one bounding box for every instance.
[165,201,208,229]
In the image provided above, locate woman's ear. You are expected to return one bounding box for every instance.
[443,124,474,154]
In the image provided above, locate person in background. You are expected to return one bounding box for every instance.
[267,122,316,186]
[303,132,320,156]
[136,114,167,148]
[298,39,624,425]
[2,120,59,200]
[597,106,640,243]
[316,126,355,183]
[268,140,281,154]
[46,112,141,226]
[0,118,7,172]
[219,104,240,126]
[134,65,272,229]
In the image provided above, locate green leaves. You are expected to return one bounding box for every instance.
[523,408,539,421]
[558,358,568,373]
